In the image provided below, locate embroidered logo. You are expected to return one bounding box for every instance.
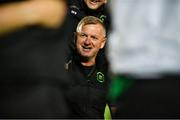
[99,15,106,22]
[97,72,105,83]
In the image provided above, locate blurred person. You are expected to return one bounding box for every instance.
[0,0,72,118]
[108,0,180,77]
[65,16,111,119]
[107,0,180,118]
[68,0,111,32]
[110,77,180,119]
[0,0,66,35]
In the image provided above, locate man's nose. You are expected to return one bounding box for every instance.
[84,37,91,45]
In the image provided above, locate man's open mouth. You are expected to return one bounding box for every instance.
[90,0,100,4]
[82,46,92,52]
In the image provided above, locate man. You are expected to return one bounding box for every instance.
[67,0,111,71]
[0,0,71,118]
[65,16,110,118]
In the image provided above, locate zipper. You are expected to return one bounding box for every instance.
[86,79,90,115]
[85,66,96,116]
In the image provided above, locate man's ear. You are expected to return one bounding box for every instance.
[100,37,107,49]
[73,32,77,44]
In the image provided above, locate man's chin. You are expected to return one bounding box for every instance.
[79,56,90,62]
[82,54,91,59]
[81,52,91,57]
[87,3,99,10]
[88,5,99,10]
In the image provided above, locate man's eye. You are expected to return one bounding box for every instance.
[91,36,98,40]
[80,33,87,37]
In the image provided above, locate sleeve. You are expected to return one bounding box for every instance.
[68,0,86,20]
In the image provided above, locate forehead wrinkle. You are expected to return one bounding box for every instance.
[79,24,106,38]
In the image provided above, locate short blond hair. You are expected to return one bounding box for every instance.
[76,16,106,37]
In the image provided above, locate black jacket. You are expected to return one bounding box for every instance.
[0,14,72,118]
[65,52,110,119]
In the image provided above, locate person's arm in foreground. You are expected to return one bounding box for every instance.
[0,0,67,35]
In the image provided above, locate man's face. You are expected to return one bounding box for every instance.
[84,0,107,10]
[76,24,106,60]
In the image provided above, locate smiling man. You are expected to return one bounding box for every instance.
[67,0,111,75]
[65,16,110,118]
[75,16,106,66]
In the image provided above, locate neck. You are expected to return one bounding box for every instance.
[81,57,95,67]
[81,61,95,67]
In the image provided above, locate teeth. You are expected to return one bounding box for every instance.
[83,48,91,52]
[82,46,92,52]
[83,46,91,49]
[91,0,99,3]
